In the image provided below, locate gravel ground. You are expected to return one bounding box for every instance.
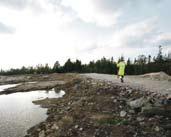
[82,73,171,96]
[26,74,171,137]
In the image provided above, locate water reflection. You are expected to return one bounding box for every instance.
[0,84,19,92]
[0,89,65,137]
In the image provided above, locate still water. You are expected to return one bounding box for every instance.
[0,88,65,137]
[0,84,20,92]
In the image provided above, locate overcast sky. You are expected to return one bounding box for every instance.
[0,0,171,69]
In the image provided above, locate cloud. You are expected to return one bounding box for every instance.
[59,0,164,27]
[153,33,171,51]
[0,0,170,69]
[75,43,99,53]
[61,0,121,27]
[0,22,15,34]
[0,0,28,9]
[109,18,160,48]
[156,36,171,55]
[0,0,43,12]
[94,0,163,10]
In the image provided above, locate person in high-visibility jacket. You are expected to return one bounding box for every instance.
[117,59,126,83]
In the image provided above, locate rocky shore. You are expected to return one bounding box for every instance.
[21,74,171,137]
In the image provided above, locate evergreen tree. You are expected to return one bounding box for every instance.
[53,61,60,72]
[63,59,74,72]
[156,45,164,63]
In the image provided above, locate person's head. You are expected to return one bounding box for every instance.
[120,56,124,62]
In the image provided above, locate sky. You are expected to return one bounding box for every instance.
[0,0,171,69]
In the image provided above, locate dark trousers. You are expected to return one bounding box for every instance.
[120,75,124,83]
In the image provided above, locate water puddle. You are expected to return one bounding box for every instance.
[0,84,20,92]
[0,89,65,137]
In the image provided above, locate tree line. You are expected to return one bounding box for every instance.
[1,46,171,75]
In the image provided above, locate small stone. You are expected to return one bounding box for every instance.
[128,110,135,114]
[37,128,41,132]
[128,97,148,109]
[140,122,145,125]
[113,99,117,103]
[39,130,45,137]
[154,126,160,132]
[136,117,144,122]
[120,111,127,117]
[111,96,115,99]
[127,89,132,94]
[46,129,51,133]
[51,123,59,130]
[75,125,79,129]
[133,133,138,137]
[79,127,83,131]
[88,102,94,105]
[119,105,123,109]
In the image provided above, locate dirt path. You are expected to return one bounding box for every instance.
[82,73,171,96]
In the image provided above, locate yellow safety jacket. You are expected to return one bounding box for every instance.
[117,61,126,76]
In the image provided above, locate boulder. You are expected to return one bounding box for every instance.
[128,97,148,109]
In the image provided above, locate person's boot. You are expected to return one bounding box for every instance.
[120,76,124,83]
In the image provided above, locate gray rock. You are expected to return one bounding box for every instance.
[141,103,153,112]
[127,89,132,94]
[39,130,45,137]
[111,96,115,99]
[36,128,41,132]
[113,99,117,103]
[136,117,144,122]
[128,110,135,114]
[75,125,79,129]
[120,110,127,117]
[154,126,160,132]
[79,127,83,131]
[128,97,148,109]
[51,123,59,130]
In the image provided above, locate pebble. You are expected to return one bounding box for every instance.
[128,97,147,109]
[128,110,135,114]
[119,105,123,109]
[75,125,79,129]
[111,96,115,99]
[136,117,144,122]
[37,128,41,132]
[154,126,160,132]
[79,127,83,131]
[120,110,127,117]
[113,99,117,103]
[51,123,59,130]
[39,130,45,137]
[127,89,132,94]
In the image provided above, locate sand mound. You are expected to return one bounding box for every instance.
[141,72,171,81]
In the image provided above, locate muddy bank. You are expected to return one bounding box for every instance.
[0,81,65,95]
[0,73,77,94]
[25,75,171,137]
[0,73,75,85]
